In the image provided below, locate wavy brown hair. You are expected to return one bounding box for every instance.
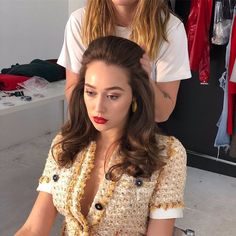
[82,0,170,60]
[53,36,165,178]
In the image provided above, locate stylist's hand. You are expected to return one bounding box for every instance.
[140,52,152,79]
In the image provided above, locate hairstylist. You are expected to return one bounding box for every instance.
[58,0,191,122]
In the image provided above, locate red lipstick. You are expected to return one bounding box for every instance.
[93,116,108,124]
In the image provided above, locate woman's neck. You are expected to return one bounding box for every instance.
[94,133,120,167]
[113,4,137,27]
[96,131,121,151]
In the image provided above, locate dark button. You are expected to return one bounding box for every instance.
[135,178,143,187]
[105,172,112,180]
[95,203,103,210]
[52,174,59,182]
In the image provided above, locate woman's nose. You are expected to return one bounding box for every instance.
[94,95,106,113]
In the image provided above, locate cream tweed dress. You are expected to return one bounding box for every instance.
[37,134,187,236]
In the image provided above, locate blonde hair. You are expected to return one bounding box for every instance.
[82,0,170,60]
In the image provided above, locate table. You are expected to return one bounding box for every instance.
[0,80,66,150]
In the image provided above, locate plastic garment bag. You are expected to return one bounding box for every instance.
[212,0,232,45]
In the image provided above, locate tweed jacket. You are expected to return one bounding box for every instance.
[37,134,187,236]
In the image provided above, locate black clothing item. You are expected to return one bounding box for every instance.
[174,0,191,25]
[1,59,65,82]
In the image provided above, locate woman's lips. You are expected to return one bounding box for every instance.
[93,116,108,124]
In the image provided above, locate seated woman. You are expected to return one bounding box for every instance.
[15,36,187,236]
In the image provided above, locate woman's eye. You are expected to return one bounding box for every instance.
[85,90,96,96]
[107,95,119,100]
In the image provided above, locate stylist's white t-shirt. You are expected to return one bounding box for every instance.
[57,7,191,82]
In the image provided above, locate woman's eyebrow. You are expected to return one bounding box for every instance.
[105,86,125,91]
[85,83,125,91]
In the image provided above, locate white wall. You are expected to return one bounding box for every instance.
[0,0,68,69]
[0,0,86,70]
[68,0,86,14]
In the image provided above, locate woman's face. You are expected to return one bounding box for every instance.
[84,61,133,136]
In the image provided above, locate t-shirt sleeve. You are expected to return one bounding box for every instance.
[154,17,191,82]
[57,8,86,74]
[149,137,187,219]
[36,135,62,194]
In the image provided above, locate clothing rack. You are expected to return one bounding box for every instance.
[187,149,236,167]
[160,0,236,177]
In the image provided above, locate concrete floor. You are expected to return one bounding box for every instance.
[1,132,236,236]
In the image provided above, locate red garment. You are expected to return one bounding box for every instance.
[186,0,213,84]
[0,74,30,91]
[227,15,236,135]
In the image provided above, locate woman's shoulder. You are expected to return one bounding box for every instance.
[51,133,63,145]
[69,7,86,22]
[157,134,183,146]
[49,133,64,160]
[156,134,186,160]
[166,13,185,34]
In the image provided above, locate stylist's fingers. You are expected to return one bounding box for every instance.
[140,52,152,79]
[140,58,150,75]
[141,51,149,60]
[140,44,147,52]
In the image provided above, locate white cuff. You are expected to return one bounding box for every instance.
[37,183,52,194]
[149,207,183,219]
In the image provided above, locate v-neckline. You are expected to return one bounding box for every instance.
[66,142,119,231]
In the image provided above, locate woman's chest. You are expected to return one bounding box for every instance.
[80,156,106,216]
[50,153,108,216]
[50,162,160,236]
[51,165,158,217]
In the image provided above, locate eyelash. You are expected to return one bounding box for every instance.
[85,90,120,100]
[107,95,119,100]
[85,90,96,97]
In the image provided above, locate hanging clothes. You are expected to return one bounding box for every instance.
[214,72,230,152]
[228,3,236,157]
[213,2,233,153]
[227,7,236,135]
[186,0,213,84]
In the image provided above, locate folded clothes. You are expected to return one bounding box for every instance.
[0,74,30,91]
[1,59,65,82]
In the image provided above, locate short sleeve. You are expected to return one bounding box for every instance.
[57,8,86,73]
[36,135,62,194]
[154,15,191,82]
[149,137,187,219]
